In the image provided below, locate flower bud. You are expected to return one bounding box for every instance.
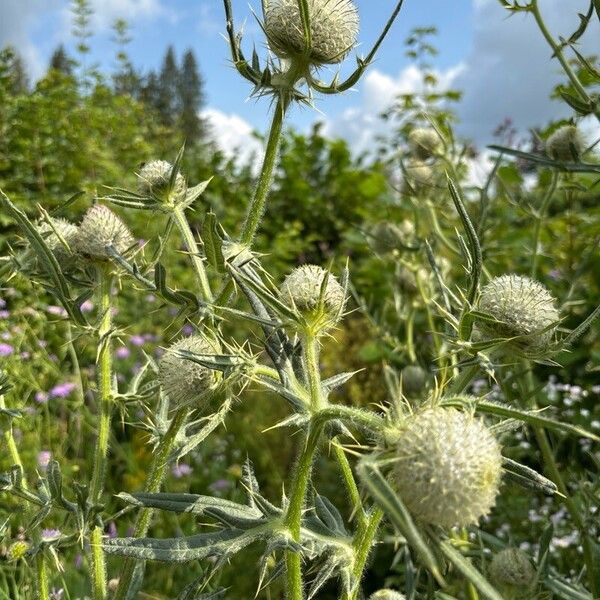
[37,217,79,262]
[404,161,435,192]
[370,220,414,254]
[408,127,441,160]
[400,365,428,398]
[490,548,536,597]
[280,264,346,331]
[159,335,219,410]
[369,590,406,600]
[476,274,559,357]
[75,204,134,261]
[138,160,186,204]
[545,125,585,162]
[391,407,502,528]
[264,0,359,66]
[7,540,30,561]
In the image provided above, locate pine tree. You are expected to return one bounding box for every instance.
[178,49,207,145]
[112,18,141,97]
[156,46,179,126]
[140,71,160,109]
[0,47,28,94]
[49,45,74,76]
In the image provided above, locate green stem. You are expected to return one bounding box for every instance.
[88,269,113,600]
[522,364,598,597]
[36,554,50,600]
[285,333,324,600]
[112,407,188,600]
[331,441,367,534]
[406,309,417,363]
[346,508,384,600]
[172,205,213,302]
[65,321,85,407]
[0,396,26,486]
[446,363,479,396]
[531,0,600,123]
[90,526,107,600]
[240,95,288,245]
[530,171,558,279]
[284,423,323,600]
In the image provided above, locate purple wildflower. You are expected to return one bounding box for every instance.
[107,522,118,538]
[35,391,49,403]
[0,298,6,308]
[20,351,30,360]
[0,343,14,357]
[130,335,145,347]
[209,479,231,493]
[116,346,130,359]
[46,305,68,317]
[182,324,194,336]
[50,382,76,398]
[172,463,193,479]
[37,450,52,469]
[0,310,9,319]
[41,529,61,541]
[80,300,94,312]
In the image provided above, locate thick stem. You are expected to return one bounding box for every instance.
[112,407,188,600]
[530,171,558,279]
[36,554,50,600]
[284,424,323,600]
[88,270,113,600]
[331,442,366,534]
[90,526,107,600]
[240,95,288,245]
[172,205,213,302]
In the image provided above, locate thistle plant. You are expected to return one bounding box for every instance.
[1,1,599,599]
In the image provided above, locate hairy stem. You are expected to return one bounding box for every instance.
[88,269,113,600]
[347,507,384,600]
[172,205,213,302]
[113,407,189,600]
[36,554,50,600]
[240,95,288,245]
[0,396,26,487]
[446,363,479,396]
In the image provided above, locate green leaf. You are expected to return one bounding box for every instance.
[202,212,225,273]
[438,540,503,600]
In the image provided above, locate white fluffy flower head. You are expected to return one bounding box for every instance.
[159,335,220,410]
[75,204,134,260]
[37,217,79,262]
[545,125,585,162]
[408,127,441,160]
[369,590,406,600]
[280,264,346,332]
[391,407,502,528]
[477,274,559,357]
[138,160,186,205]
[264,0,359,66]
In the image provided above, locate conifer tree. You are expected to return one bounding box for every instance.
[156,46,179,126]
[178,49,207,145]
[49,44,74,76]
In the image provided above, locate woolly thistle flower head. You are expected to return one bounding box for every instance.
[489,548,536,596]
[75,204,134,261]
[263,0,359,67]
[7,541,30,561]
[390,407,502,528]
[476,274,559,357]
[408,127,441,160]
[370,220,414,254]
[158,335,220,410]
[280,264,346,332]
[403,161,435,192]
[37,217,79,262]
[545,125,585,162]
[137,160,186,205]
[400,365,428,398]
[369,590,406,600]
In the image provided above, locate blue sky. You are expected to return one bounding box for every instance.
[1,0,598,161]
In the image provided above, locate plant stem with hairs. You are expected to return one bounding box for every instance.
[112,407,189,600]
[530,171,558,279]
[36,554,50,600]
[88,268,114,600]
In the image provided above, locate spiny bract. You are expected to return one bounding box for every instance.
[369,590,406,600]
[545,125,585,162]
[490,548,536,596]
[75,204,134,260]
[159,335,219,410]
[263,0,359,66]
[391,407,502,528]
[280,264,346,330]
[408,127,441,160]
[476,274,559,357]
[138,160,186,203]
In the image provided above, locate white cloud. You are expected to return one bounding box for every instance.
[322,63,465,154]
[203,107,263,166]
